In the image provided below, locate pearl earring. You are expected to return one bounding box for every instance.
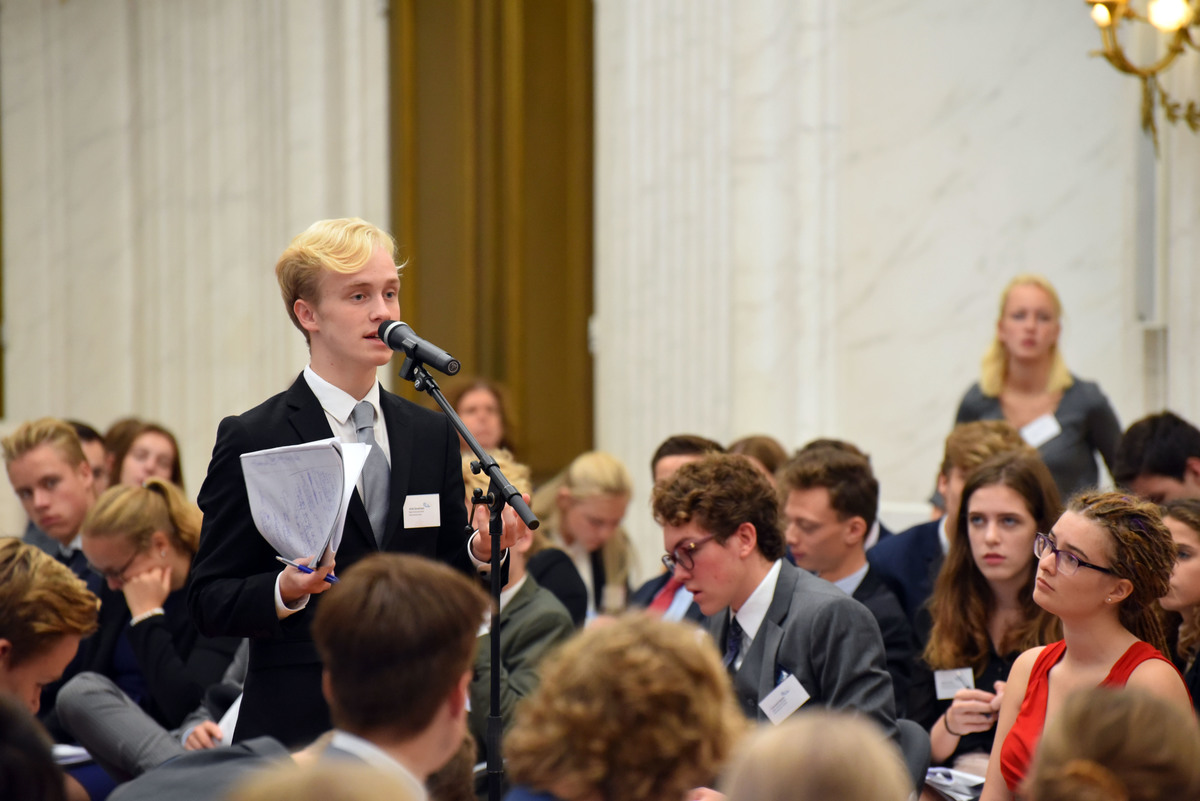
[1106,597,1112,603]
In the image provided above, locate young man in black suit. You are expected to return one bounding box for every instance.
[187,218,509,747]
[777,445,918,716]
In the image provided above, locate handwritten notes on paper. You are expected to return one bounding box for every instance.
[241,438,369,569]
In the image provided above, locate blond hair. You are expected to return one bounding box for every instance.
[505,615,745,801]
[0,538,99,665]
[940,419,1027,478]
[722,712,910,801]
[1,418,86,468]
[1024,687,1200,801]
[81,479,202,557]
[461,449,531,498]
[980,274,1073,397]
[275,218,398,343]
[530,451,634,593]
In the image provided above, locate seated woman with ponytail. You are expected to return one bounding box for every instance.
[56,479,240,781]
[981,492,1194,800]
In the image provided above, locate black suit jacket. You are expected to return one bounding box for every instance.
[852,566,918,717]
[187,374,471,746]
[867,518,945,629]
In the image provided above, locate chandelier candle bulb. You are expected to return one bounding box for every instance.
[1147,0,1193,31]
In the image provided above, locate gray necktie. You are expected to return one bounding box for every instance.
[351,401,390,545]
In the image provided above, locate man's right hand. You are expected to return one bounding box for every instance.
[279,555,336,604]
[184,720,225,750]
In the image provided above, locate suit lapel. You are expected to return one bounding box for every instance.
[744,563,798,714]
[285,375,376,553]
[379,389,414,548]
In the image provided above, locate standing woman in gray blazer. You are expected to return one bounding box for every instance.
[955,274,1120,500]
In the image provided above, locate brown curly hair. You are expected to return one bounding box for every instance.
[652,454,785,561]
[1069,491,1177,655]
[504,615,746,801]
[1161,498,1200,665]
[924,450,1062,671]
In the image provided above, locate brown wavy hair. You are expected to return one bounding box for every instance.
[1163,498,1200,665]
[0,539,99,666]
[505,614,745,801]
[1070,491,1177,655]
[924,450,1062,671]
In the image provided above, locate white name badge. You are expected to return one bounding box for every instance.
[1021,413,1062,449]
[934,667,976,700]
[759,673,811,725]
[403,494,441,528]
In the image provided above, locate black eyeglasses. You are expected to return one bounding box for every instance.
[1033,533,1115,576]
[88,550,141,583]
[662,535,715,573]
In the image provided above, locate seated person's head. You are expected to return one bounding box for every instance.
[448,378,513,453]
[722,710,910,801]
[777,446,877,580]
[0,694,68,801]
[1024,686,1200,801]
[652,454,784,616]
[541,451,632,554]
[505,614,745,801]
[728,435,787,483]
[66,420,108,494]
[651,434,724,484]
[0,539,99,714]
[1113,411,1200,503]
[938,420,1027,524]
[310,553,489,778]
[2,418,97,546]
[275,217,398,348]
[111,422,184,490]
[80,479,201,592]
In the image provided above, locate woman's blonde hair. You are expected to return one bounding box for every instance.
[81,478,202,557]
[529,451,634,595]
[1023,687,1200,801]
[722,711,910,801]
[980,274,1073,397]
[505,615,745,801]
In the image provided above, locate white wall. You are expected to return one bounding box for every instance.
[594,0,1200,580]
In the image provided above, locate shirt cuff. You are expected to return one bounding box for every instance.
[275,573,309,619]
[467,531,509,573]
[129,607,165,626]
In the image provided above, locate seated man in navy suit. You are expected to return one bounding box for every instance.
[868,420,1025,631]
[777,445,918,716]
[187,218,510,747]
[629,434,724,621]
[652,454,897,740]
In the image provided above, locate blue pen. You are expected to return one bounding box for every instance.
[274,555,339,584]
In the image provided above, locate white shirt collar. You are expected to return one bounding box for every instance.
[500,573,528,613]
[303,365,382,425]
[831,561,869,596]
[328,730,428,801]
[938,515,950,556]
[732,559,783,645]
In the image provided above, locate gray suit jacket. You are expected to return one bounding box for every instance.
[708,561,898,740]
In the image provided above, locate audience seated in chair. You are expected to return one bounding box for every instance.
[109,421,185,491]
[1113,411,1200,503]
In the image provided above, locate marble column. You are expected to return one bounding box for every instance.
[0,0,389,529]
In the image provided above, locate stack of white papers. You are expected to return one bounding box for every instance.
[925,767,985,801]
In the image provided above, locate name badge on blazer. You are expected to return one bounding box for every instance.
[403,494,441,528]
[759,672,810,725]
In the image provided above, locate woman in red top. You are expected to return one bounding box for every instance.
[980,491,1193,801]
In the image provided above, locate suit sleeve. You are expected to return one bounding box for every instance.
[187,415,290,640]
[807,595,900,741]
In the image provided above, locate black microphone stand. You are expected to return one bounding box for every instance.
[396,355,538,801]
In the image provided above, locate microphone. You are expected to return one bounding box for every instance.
[377,321,461,376]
